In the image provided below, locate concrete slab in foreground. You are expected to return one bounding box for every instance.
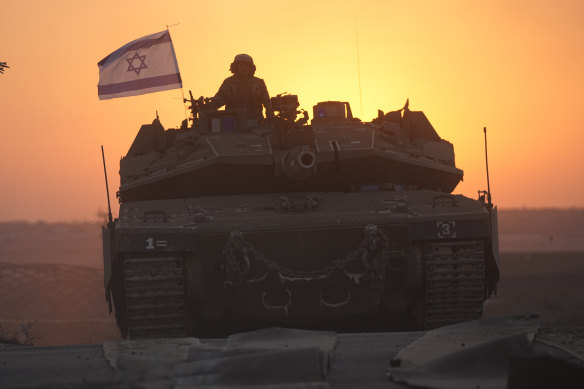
[1,316,583,389]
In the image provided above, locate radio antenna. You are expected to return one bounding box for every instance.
[483,127,492,205]
[355,17,363,119]
[101,145,113,224]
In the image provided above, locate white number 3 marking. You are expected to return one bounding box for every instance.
[436,221,456,238]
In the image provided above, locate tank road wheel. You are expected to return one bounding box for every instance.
[419,241,486,329]
[122,255,188,339]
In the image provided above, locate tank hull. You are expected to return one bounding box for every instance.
[104,189,499,338]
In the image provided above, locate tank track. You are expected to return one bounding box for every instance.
[123,255,188,338]
[423,240,486,329]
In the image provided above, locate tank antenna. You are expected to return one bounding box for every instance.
[101,145,113,224]
[483,127,492,205]
[355,17,363,119]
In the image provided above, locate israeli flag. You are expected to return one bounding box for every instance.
[97,30,182,100]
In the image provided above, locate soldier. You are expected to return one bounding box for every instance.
[212,54,273,125]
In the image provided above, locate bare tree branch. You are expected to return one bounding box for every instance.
[0,61,10,74]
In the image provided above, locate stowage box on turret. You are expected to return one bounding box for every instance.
[102,94,500,339]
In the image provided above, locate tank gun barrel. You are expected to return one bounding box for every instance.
[281,147,317,181]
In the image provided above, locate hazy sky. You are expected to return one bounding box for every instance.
[1,0,583,221]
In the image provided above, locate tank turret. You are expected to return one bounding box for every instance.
[116,96,462,203]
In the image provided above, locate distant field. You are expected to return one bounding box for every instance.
[498,208,584,252]
[0,221,103,268]
[0,263,119,345]
[483,251,584,327]
[0,209,583,345]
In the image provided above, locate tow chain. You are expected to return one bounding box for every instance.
[223,224,391,304]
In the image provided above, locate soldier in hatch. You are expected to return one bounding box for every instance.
[211,54,273,125]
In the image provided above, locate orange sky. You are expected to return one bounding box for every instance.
[1,0,583,221]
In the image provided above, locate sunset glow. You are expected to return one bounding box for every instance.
[1,0,583,221]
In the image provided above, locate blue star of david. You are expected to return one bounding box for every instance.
[126,52,147,76]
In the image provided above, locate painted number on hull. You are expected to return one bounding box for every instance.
[436,221,456,238]
[145,237,168,249]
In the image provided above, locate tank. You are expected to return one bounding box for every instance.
[102,93,500,339]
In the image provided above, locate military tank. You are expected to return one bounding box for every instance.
[102,93,500,339]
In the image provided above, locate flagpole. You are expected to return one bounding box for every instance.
[166,23,189,124]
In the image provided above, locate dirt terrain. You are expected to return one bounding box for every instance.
[0,209,583,348]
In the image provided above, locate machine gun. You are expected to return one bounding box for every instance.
[183,90,220,129]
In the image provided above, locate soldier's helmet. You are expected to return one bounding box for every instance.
[230,53,256,76]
